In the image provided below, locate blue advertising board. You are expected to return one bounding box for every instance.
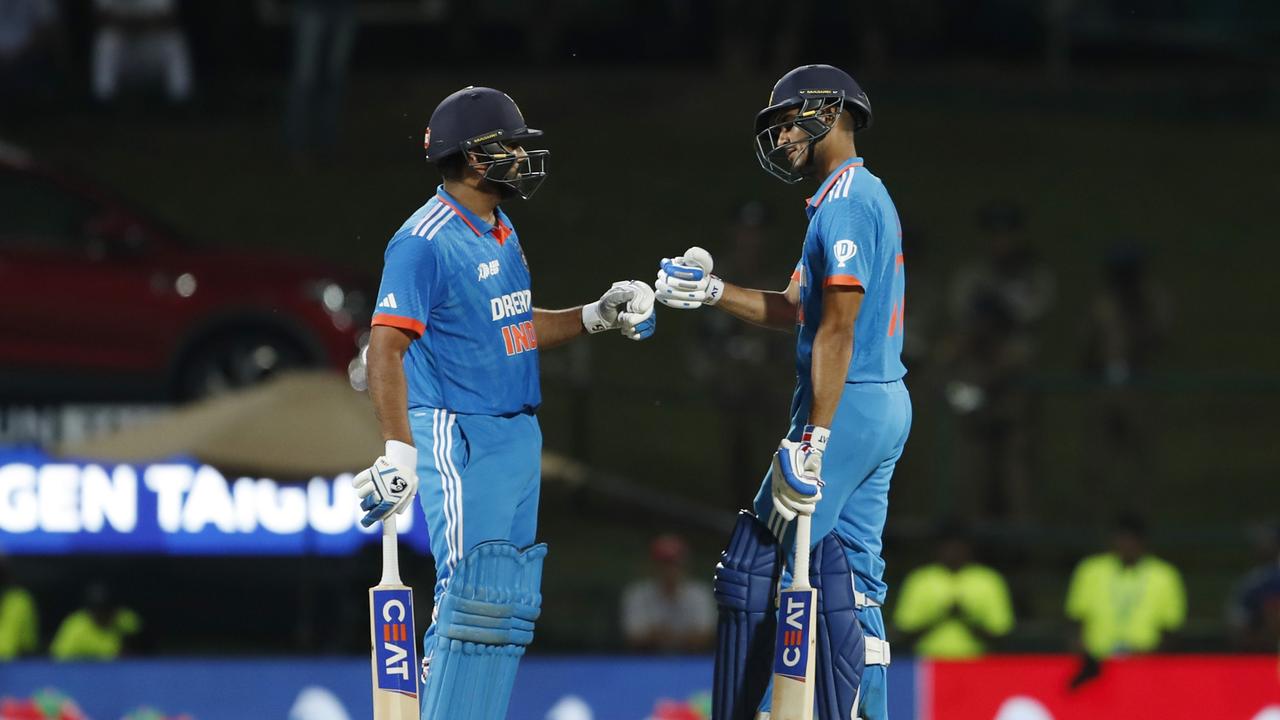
[0,656,919,720]
[0,448,430,555]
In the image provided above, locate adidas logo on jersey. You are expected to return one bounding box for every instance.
[378,293,398,309]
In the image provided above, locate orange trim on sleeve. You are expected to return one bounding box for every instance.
[790,269,801,282]
[372,313,426,337]
[823,274,864,288]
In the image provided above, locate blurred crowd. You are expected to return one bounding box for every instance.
[1,558,144,661]
[1,0,358,159]
[614,516,1280,673]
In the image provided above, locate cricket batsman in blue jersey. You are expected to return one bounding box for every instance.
[352,86,656,720]
[656,65,910,720]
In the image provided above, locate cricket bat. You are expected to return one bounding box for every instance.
[770,513,818,720]
[369,514,419,719]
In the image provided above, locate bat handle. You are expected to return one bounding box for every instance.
[792,514,812,590]
[380,514,403,586]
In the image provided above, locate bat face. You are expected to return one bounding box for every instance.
[771,586,818,720]
[370,586,419,718]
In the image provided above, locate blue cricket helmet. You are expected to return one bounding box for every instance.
[754,64,872,184]
[424,86,548,199]
[424,86,542,161]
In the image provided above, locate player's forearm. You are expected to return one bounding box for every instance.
[367,347,414,445]
[808,324,854,428]
[533,307,586,349]
[715,282,797,330]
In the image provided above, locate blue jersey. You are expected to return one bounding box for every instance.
[372,187,540,416]
[792,157,906,394]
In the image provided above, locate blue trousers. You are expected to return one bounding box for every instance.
[753,380,911,720]
[410,409,542,643]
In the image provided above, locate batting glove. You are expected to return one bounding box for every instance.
[353,440,419,528]
[583,280,657,340]
[656,246,724,309]
[618,281,657,340]
[770,425,829,521]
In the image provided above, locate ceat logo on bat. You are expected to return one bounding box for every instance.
[374,588,418,697]
[773,589,812,681]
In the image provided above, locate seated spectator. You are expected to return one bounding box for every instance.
[0,554,38,659]
[92,0,192,104]
[893,522,1014,658]
[1227,523,1280,652]
[1066,512,1185,661]
[50,583,141,660]
[620,534,715,653]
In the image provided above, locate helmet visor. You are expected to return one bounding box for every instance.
[753,92,845,184]
[472,141,550,200]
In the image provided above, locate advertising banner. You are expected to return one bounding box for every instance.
[0,656,917,720]
[0,449,430,555]
[923,655,1280,720]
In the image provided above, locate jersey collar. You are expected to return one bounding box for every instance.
[805,157,864,214]
[435,186,513,245]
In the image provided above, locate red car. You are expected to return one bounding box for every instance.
[0,142,371,402]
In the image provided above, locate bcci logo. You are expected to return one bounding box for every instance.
[390,476,408,494]
[834,240,857,268]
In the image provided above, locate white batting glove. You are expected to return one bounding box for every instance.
[583,280,657,340]
[770,425,829,522]
[656,246,724,309]
[353,440,419,528]
[618,281,657,340]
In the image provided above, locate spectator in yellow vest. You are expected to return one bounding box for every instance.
[50,583,141,661]
[893,522,1014,658]
[0,555,39,659]
[1066,513,1185,661]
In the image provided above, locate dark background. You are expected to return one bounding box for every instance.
[2,0,1278,655]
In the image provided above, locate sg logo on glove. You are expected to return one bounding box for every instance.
[355,441,420,528]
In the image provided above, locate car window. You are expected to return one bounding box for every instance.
[0,169,98,252]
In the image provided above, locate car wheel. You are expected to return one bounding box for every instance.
[176,330,315,401]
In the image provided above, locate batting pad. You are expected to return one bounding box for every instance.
[420,541,547,720]
[713,511,781,720]
[810,531,866,720]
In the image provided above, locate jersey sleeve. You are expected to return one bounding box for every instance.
[371,235,441,337]
[816,201,879,290]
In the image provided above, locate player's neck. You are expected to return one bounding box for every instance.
[816,138,858,179]
[443,179,500,225]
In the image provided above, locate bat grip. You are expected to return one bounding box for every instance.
[380,514,403,586]
[792,514,812,590]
